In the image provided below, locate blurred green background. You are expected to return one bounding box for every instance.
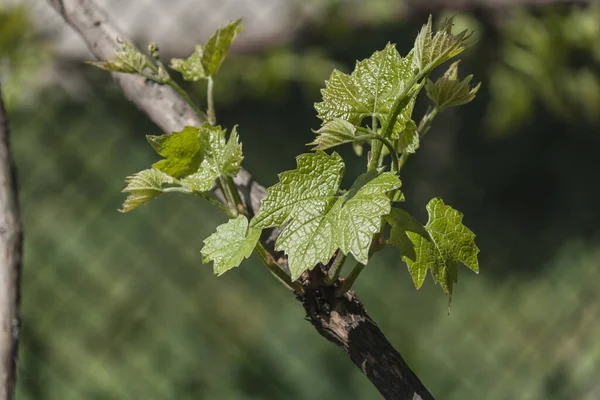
[2,1,600,399]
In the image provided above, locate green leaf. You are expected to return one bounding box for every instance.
[386,198,479,297]
[87,40,148,74]
[390,97,416,140]
[212,125,243,177]
[397,119,419,154]
[146,123,242,189]
[202,18,243,76]
[309,118,359,150]
[251,152,400,279]
[170,19,242,80]
[201,215,261,275]
[252,152,343,228]
[315,43,415,136]
[180,124,243,192]
[412,16,472,74]
[147,126,202,178]
[390,190,405,203]
[179,167,217,192]
[120,169,176,212]
[425,61,480,110]
[169,45,207,81]
[338,171,401,262]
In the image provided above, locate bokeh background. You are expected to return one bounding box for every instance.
[2,0,600,399]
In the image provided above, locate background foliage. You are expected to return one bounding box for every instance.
[2,1,600,399]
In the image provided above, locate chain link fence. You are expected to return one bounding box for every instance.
[2,1,600,399]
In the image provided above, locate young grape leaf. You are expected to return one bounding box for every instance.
[87,40,148,74]
[390,190,405,203]
[385,198,479,298]
[147,123,242,191]
[315,43,415,136]
[201,215,261,275]
[397,119,419,154]
[251,152,400,280]
[309,118,359,150]
[412,16,471,74]
[147,126,202,178]
[202,18,243,76]
[120,169,176,212]
[170,45,206,81]
[179,167,216,192]
[180,124,243,192]
[207,125,243,178]
[425,61,480,110]
[337,170,401,261]
[170,19,242,80]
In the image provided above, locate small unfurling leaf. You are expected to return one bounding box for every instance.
[87,40,148,74]
[147,42,160,60]
[202,18,243,76]
[309,118,359,150]
[170,19,243,80]
[170,45,207,81]
[397,119,419,154]
[412,16,472,74]
[425,61,480,110]
[147,126,203,178]
[120,169,175,212]
[180,124,243,191]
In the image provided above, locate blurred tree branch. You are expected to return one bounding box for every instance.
[46,0,438,399]
[406,0,589,11]
[0,81,23,400]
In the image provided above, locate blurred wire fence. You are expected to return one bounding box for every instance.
[2,0,600,399]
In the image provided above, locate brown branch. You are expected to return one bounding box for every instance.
[0,82,23,399]
[303,268,434,400]
[47,0,435,398]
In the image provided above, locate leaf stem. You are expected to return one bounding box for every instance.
[398,106,439,172]
[214,158,299,293]
[164,185,234,216]
[207,76,216,125]
[145,62,207,121]
[139,71,163,83]
[372,115,379,133]
[226,176,246,216]
[368,65,437,173]
[336,262,365,296]
[417,106,439,137]
[195,191,235,216]
[398,152,410,171]
[382,74,423,139]
[169,79,207,121]
[355,130,400,173]
[324,252,347,285]
[368,74,421,171]
[255,242,304,293]
[217,177,238,216]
